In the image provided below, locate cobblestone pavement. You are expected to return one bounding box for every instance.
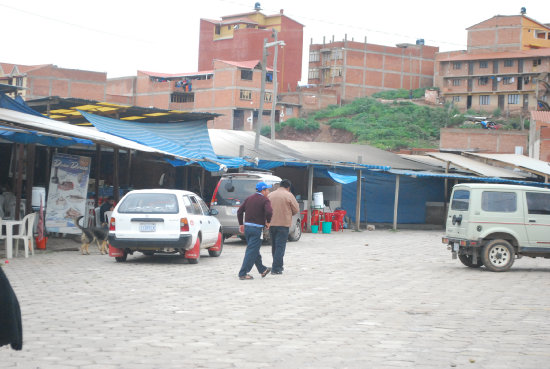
[2,230,550,369]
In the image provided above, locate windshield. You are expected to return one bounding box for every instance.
[215,180,258,206]
[118,193,179,214]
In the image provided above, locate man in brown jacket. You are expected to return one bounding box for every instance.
[268,179,299,274]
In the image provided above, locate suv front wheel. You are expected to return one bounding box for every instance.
[481,239,515,272]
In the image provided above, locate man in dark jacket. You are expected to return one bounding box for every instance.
[237,181,273,280]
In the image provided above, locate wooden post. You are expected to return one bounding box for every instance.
[25,144,36,215]
[444,161,450,218]
[15,144,24,220]
[393,175,400,231]
[126,150,132,188]
[113,148,120,202]
[306,165,313,231]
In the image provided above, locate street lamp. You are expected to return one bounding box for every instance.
[254,31,286,151]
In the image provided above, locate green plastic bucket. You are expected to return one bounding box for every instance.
[311,225,319,233]
[322,221,332,234]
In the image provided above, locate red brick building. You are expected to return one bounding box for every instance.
[0,63,107,101]
[435,13,550,113]
[106,60,300,130]
[198,8,303,93]
[440,128,528,153]
[307,38,439,103]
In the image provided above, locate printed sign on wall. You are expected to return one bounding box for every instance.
[45,153,91,234]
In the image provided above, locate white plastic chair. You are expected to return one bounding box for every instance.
[104,211,112,225]
[13,213,36,258]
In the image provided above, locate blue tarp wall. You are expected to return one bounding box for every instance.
[317,168,445,224]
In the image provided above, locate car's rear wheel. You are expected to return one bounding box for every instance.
[481,239,515,272]
[288,219,302,242]
[458,253,483,268]
[115,251,128,262]
[208,231,224,257]
[186,236,201,264]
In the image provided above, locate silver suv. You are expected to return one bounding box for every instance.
[443,183,550,272]
[210,172,302,242]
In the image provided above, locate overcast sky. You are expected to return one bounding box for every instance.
[1,0,549,83]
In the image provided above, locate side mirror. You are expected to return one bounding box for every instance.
[209,209,219,216]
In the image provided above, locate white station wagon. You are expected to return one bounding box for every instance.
[443,183,550,272]
[108,189,223,263]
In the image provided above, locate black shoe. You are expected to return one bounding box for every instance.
[261,267,271,278]
[271,270,283,275]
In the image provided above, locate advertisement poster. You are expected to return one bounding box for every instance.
[45,153,91,234]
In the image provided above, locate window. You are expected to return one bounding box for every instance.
[479,61,488,68]
[481,191,517,212]
[264,92,272,102]
[478,77,488,85]
[309,51,320,62]
[331,67,342,77]
[189,196,203,215]
[240,69,253,80]
[533,58,542,66]
[308,69,319,79]
[479,95,490,105]
[118,193,179,214]
[331,49,343,60]
[453,62,462,70]
[526,192,550,215]
[182,196,195,214]
[503,77,513,85]
[196,197,211,215]
[452,79,461,86]
[535,30,547,39]
[504,59,514,67]
[453,96,461,102]
[508,94,520,104]
[15,77,23,87]
[215,25,220,35]
[451,190,470,211]
[170,93,194,103]
[266,72,273,83]
[240,90,252,100]
[286,106,293,116]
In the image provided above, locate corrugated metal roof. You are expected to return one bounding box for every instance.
[208,130,309,163]
[389,169,548,187]
[138,70,213,78]
[427,152,528,178]
[531,111,550,123]
[464,153,550,178]
[399,154,466,172]
[278,140,436,170]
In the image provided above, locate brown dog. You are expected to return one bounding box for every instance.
[75,216,109,255]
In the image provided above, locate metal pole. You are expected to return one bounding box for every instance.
[355,169,362,231]
[307,165,313,232]
[393,175,400,231]
[270,29,278,140]
[254,38,268,151]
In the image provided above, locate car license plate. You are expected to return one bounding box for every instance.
[139,223,156,232]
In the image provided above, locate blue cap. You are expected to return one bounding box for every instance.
[256,181,272,192]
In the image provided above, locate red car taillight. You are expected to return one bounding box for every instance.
[210,180,222,206]
[109,217,116,231]
[180,218,189,232]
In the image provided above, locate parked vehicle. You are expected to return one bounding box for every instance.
[108,189,222,263]
[443,183,550,272]
[210,172,302,242]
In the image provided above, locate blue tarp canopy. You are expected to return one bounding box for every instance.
[80,111,249,172]
[0,94,93,146]
[0,94,45,117]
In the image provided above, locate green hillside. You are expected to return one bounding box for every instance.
[263,92,528,151]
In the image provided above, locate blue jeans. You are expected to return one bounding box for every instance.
[238,226,268,277]
[270,226,289,273]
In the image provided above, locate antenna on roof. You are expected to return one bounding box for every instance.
[520,7,526,15]
[254,2,262,11]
